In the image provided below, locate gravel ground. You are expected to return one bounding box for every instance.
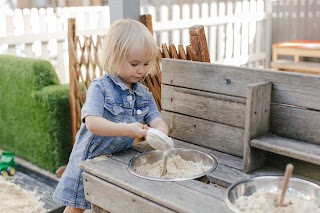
[6,170,63,212]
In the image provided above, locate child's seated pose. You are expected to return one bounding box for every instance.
[53,19,169,213]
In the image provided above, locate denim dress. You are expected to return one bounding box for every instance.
[53,74,161,209]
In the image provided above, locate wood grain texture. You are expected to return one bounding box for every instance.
[270,104,320,145]
[161,59,320,144]
[243,82,272,172]
[80,159,233,213]
[84,172,173,213]
[161,85,246,128]
[92,205,110,213]
[266,153,320,181]
[162,111,244,157]
[251,134,320,165]
[162,59,320,111]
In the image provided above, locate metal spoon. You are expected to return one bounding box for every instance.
[279,164,294,207]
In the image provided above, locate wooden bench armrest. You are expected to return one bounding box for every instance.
[251,134,320,165]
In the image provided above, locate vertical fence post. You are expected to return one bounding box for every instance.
[68,18,77,145]
[265,0,273,68]
[109,0,140,24]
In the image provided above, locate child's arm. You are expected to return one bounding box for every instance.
[85,116,147,139]
[148,117,169,135]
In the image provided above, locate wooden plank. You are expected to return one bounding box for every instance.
[83,172,173,213]
[109,0,140,24]
[265,153,320,182]
[68,18,77,145]
[270,104,320,145]
[162,111,244,157]
[162,59,320,111]
[80,159,233,213]
[161,84,246,128]
[243,82,272,172]
[92,205,110,213]
[251,134,320,166]
[162,44,170,58]
[189,25,210,62]
[140,14,153,34]
[271,61,320,75]
[178,45,187,60]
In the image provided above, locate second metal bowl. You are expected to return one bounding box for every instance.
[225,176,320,213]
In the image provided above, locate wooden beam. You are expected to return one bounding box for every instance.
[109,0,140,24]
[189,25,210,62]
[68,18,77,145]
[243,82,272,172]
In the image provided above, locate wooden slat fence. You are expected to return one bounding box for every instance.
[141,0,272,68]
[68,15,210,144]
[0,6,110,83]
[271,0,320,44]
[1,1,274,84]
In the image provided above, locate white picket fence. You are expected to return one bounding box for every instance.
[0,1,272,84]
[271,0,320,43]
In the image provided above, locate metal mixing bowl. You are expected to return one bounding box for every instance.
[225,176,320,213]
[128,148,218,181]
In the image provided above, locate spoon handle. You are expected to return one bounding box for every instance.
[279,164,294,207]
[161,150,169,176]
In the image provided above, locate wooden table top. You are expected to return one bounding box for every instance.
[273,40,320,50]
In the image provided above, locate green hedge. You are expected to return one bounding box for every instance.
[0,55,72,172]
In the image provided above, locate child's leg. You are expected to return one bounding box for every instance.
[63,206,85,213]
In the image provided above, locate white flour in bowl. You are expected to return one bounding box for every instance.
[135,154,211,179]
[235,191,320,213]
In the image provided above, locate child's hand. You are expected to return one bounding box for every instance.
[143,124,150,130]
[126,122,147,138]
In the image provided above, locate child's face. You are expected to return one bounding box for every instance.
[118,49,152,89]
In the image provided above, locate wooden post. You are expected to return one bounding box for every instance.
[108,0,140,24]
[243,82,272,172]
[68,18,77,145]
[140,14,153,34]
[189,25,210,62]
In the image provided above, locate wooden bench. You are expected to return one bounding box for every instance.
[80,59,320,212]
[271,40,320,75]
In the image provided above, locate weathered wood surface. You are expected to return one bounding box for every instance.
[161,85,246,128]
[270,105,320,145]
[92,205,110,213]
[251,134,320,165]
[162,111,244,157]
[162,59,320,111]
[271,61,320,75]
[80,153,233,213]
[162,84,320,146]
[243,82,272,172]
[81,139,320,212]
[84,172,173,213]
[265,153,320,181]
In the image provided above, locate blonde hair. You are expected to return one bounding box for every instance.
[100,19,161,76]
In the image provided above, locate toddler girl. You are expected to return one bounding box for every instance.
[53,19,168,213]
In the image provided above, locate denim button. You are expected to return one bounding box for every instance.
[137,109,142,115]
[110,145,115,150]
[127,95,132,101]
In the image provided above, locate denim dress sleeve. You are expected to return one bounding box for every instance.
[81,80,105,122]
[144,92,161,125]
